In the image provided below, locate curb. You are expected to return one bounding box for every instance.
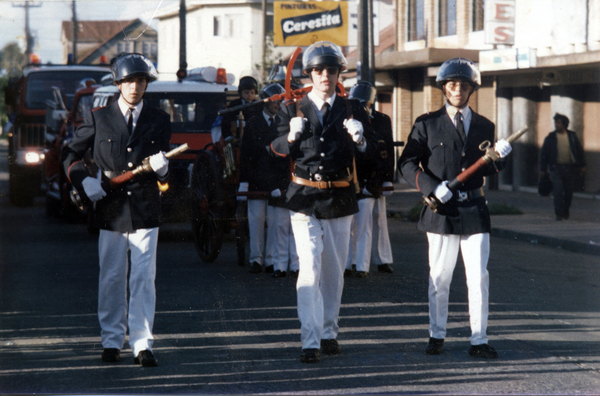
[491,227,600,256]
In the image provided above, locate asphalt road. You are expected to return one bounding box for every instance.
[1,141,600,395]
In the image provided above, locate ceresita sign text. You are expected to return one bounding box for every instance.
[274,1,349,46]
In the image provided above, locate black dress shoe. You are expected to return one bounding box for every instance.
[300,348,320,363]
[134,350,158,367]
[425,337,444,355]
[101,348,120,362]
[377,264,394,273]
[290,270,299,277]
[355,271,368,278]
[321,339,341,355]
[469,343,498,359]
[344,269,354,277]
[271,270,286,278]
[248,262,262,273]
[264,265,274,273]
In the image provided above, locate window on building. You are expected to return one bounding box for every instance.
[439,0,457,37]
[117,41,134,54]
[225,14,243,38]
[407,0,425,41]
[472,0,485,31]
[213,16,221,36]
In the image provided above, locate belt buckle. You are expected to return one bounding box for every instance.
[314,173,322,181]
[457,191,468,202]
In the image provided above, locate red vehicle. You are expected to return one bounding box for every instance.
[4,63,109,206]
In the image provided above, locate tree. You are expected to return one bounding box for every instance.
[255,32,282,83]
[1,42,26,78]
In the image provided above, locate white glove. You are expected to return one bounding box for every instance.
[237,182,248,201]
[288,117,306,143]
[149,151,169,177]
[433,180,452,204]
[494,138,512,158]
[271,188,282,198]
[343,118,364,144]
[382,181,393,197]
[82,176,106,202]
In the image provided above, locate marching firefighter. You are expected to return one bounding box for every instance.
[221,75,262,142]
[62,53,171,367]
[270,41,374,363]
[344,81,395,277]
[238,83,299,275]
[398,58,512,359]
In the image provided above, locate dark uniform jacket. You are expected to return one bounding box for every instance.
[540,130,586,171]
[240,112,289,208]
[398,106,504,235]
[270,94,373,219]
[373,111,395,184]
[62,100,172,232]
[221,98,263,140]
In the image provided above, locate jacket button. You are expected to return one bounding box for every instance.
[462,168,466,171]
[461,152,466,157]
[320,137,324,142]
[320,153,325,157]
[127,147,132,152]
[128,162,134,168]
[127,191,132,196]
[318,166,323,170]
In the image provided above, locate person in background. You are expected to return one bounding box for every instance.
[62,53,171,367]
[539,113,586,221]
[270,41,373,363]
[221,75,261,142]
[345,81,394,278]
[398,57,512,359]
[238,83,288,274]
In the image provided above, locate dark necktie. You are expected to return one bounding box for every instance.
[322,103,330,127]
[268,117,274,127]
[127,108,134,134]
[456,112,466,141]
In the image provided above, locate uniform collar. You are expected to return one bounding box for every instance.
[118,97,144,117]
[308,91,336,111]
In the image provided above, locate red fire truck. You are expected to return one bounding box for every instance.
[4,63,109,206]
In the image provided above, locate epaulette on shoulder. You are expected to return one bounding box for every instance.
[155,108,169,116]
[92,106,106,112]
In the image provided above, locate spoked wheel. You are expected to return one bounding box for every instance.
[190,149,225,262]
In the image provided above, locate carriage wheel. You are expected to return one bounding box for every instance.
[190,150,225,262]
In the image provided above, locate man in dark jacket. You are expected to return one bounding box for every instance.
[398,58,512,359]
[540,113,586,220]
[270,41,371,363]
[62,53,171,367]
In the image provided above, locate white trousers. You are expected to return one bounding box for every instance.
[268,206,299,272]
[346,198,375,272]
[248,199,270,266]
[426,232,490,345]
[371,196,393,265]
[98,228,158,356]
[291,211,353,349]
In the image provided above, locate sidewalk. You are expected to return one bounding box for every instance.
[387,181,600,256]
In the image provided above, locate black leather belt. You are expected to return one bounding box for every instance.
[456,187,484,202]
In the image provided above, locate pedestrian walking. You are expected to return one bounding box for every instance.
[62,53,171,367]
[398,57,512,359]
[539,113,586,220]
[270,41,371,363]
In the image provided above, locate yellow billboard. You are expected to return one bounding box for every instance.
[274,1,350,47]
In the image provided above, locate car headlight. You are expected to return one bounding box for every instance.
[25,152,41,164]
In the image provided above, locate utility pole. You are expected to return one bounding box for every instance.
[72,0,78,64]
[357,0,375,84]
[12,0,42,61]
[262,0,267,82]
[177,0,187,81]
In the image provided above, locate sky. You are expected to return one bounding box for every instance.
[0,0,179,64]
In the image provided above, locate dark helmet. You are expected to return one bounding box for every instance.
[260,83,286,100]
[238,75,258,94]
[436,57,481,90]
[302,41,348,74]
[111,53,158,84]
[349,81,377,108]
